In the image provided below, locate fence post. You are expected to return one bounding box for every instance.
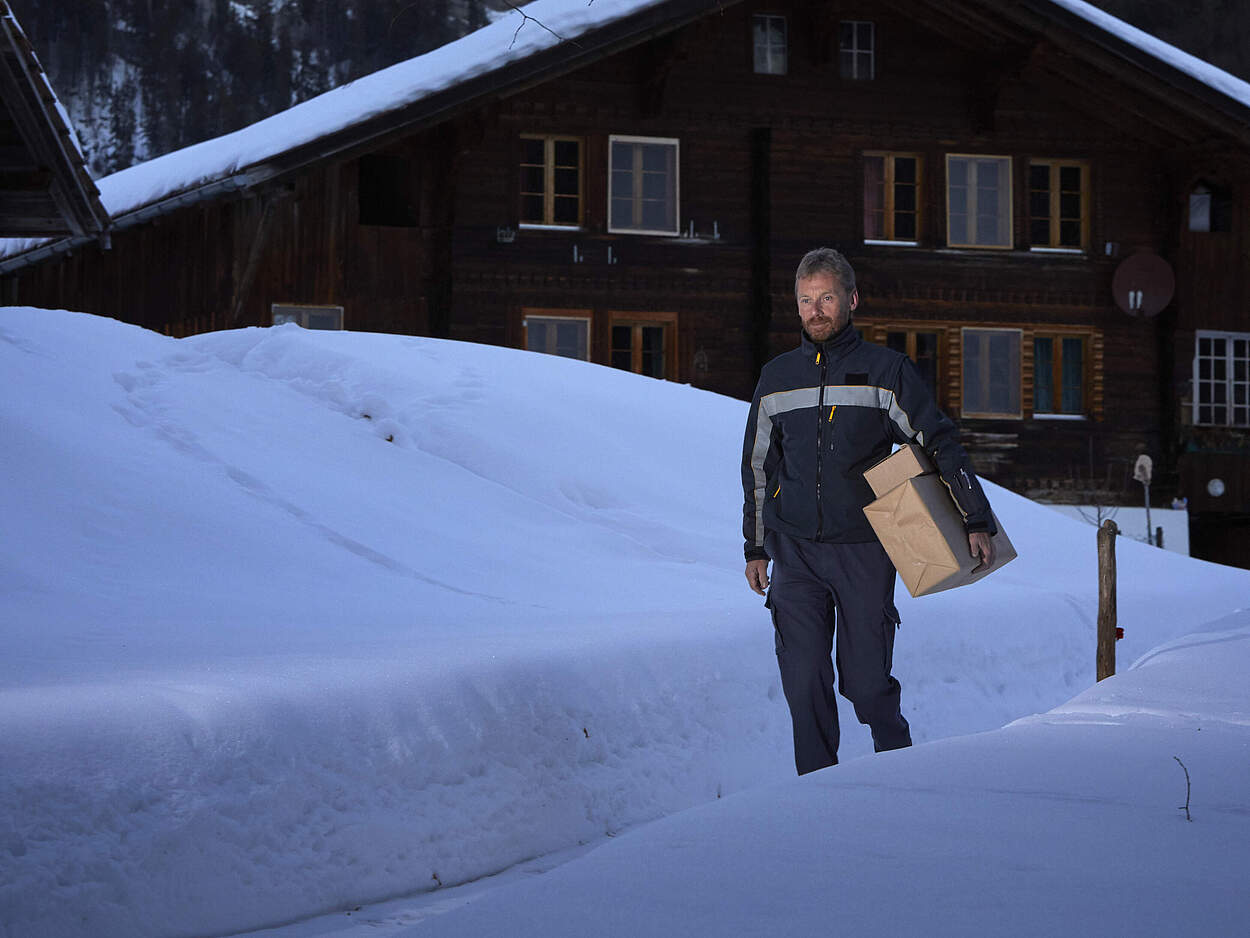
[1156,526,1164,550]
[1097,519,1119,682]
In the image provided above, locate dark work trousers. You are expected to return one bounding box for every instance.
[765,529,912,775]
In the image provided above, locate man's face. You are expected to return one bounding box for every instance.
[796,272,857,342]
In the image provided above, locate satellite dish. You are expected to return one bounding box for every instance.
[1112,252,1174,318]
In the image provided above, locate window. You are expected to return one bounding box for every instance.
[1194,331,1250,427]
[1029,161,1088,251]
[610,312,678,379]
[358,155,418,227]
[864,153,921,243]
[753,15,787,74]
[839,21,874,79]
[947,155,1013,249]
[962,328,1021,417]
[885,328,942,403]
[271,304,344,330]
[523,312,591,361]
[520,136,583,227]
[609,136,679,235]
[1033,334,1085,415]
[1188,182,1232,233]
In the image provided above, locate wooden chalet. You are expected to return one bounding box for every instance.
[2,0,1249,567]
[0,1,106,238]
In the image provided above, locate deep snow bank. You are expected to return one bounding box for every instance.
[1,307,1247,938]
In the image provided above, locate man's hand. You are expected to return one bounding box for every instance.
[969,531,996,572]
[745,558,770,596]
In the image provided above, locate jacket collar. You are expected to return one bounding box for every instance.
[801,319,860,363]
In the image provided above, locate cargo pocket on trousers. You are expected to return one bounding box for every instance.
[882,603,901,670]
[765,590,784,653]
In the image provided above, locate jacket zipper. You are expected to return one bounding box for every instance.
[815,347,828,540]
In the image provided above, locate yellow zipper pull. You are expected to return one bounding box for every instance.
[828,404,837,422]
[773,483,781,497]
[816,350,821,364]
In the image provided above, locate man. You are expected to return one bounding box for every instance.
[741,247,996,775]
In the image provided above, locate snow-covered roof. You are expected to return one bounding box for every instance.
[2,0,1250,269]
[0,1,107,240]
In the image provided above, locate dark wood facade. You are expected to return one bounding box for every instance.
[4,0,1250,565]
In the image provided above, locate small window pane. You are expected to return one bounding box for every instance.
[1034,337,1054,412]
[521,165,544,193]
[611,325,633,370]
[1190,190,1212,231]
[1061,337,1083,413]
[1060,165,1082,190]
[553,197,579,224]
[522,138,544,164]
[894,213,916,240]
[1059,220,1081,247]
[553,140,578,166]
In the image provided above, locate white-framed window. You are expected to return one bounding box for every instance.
[947,154,1013,249]
[523,311,592,361]
[519,135,583,228]
[962,327,1021,418]
[839,21,874,80]
[272,304,344,330]
[1188,182,1232,233]
[609,135,680,235]
[1194,330,1250,427]
[753,14,787,75]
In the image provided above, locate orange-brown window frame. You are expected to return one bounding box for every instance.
[519,135,584,228]
[1028,159,1090,252]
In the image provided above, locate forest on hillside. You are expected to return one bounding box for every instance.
[11,0,1250,179]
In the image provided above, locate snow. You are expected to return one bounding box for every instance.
[1045,505,1189,555]
[1,306,1248,938]
[5,0,1250,267]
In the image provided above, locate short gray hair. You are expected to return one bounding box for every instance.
[794,247,856,298]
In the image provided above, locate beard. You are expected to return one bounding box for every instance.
[805,317,838,341]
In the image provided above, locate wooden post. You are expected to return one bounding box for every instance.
[1097,519,1119,681]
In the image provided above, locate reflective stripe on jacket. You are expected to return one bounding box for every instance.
[741,322,995,561]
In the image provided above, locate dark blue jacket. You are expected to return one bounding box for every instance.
[742,321,995,561]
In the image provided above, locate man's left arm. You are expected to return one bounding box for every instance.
[890,358,997,565]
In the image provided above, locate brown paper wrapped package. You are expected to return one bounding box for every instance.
[863,445,1017,597]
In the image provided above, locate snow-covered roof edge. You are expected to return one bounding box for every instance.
[3,0,1250,270]
[0,1,108,241]
[1042,0,1250,115]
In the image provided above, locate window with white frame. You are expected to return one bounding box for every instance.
[272,304,344,330]
[1194,330,1250,427]
[523,312,591,361]
[609,136,679,235]
[753,14,787,74]
[947,155,1013,249]
[962,328,1021,418]
[839,21,874,80]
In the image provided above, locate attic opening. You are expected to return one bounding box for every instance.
[358,154,419,227]
[1188,180,1231,233]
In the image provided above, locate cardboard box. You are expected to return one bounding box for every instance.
[862,446,1017,597]
[864,443,935,498]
